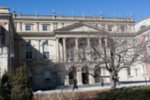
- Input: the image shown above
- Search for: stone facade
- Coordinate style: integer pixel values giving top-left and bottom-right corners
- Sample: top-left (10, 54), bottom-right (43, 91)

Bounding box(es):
top-left (0, 7), bottom-right (15, 77)
top-left (0, 7), bottom-right (146, 90)
top-left (135, 17), bottom-right (150, 81)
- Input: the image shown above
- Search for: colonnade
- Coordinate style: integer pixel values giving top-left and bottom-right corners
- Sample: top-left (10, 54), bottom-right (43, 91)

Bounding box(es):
top-left (56, 37), bottom-right (107, 85)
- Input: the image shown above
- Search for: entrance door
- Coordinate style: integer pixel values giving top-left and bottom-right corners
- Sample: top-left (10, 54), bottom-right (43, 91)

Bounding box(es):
top-left (94, 67), bottom-right (101, 83)
top-left (82, 67), bottom-right (89, 84)
top-left (69, 67), bottom-right (76, 85)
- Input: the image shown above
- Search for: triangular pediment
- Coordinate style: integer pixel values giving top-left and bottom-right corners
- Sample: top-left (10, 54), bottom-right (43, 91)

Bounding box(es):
top-left (54, 22), bottom-right (101, 32)
top-left (70, 25), bottom-right (98, 32)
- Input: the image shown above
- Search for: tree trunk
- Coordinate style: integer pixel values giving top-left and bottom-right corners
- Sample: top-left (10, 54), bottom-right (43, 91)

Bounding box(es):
top-left (110, 72), bottom-right (116, 89)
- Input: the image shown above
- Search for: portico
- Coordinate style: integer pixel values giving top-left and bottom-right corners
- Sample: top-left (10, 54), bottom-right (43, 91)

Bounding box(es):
top-left (55, 23), bottom-right (107, 85)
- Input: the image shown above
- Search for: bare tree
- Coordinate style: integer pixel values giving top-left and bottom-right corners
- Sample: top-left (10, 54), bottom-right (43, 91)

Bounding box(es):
top-left (87, 34), bottom-right (142, 89)
top-left (64, 32), bottom-right (142, 89)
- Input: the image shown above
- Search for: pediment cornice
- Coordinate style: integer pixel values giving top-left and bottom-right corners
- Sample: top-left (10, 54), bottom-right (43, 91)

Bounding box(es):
top-left (54, 22), bottom-right (106, 33)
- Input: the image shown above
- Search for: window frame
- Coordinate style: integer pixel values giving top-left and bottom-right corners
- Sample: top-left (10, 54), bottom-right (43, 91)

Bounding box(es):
top-left (26, 42), bottom-right (32, 60)
top-left (120, 26), bottom-right (125, 32)
top-left (108, 25), bottom-right (113, 32)
top-left (26, 25), bottom-right (31, 31)
top-left (43, 42), bottom-right (50, 59)
top-left (43, 25), bottom-right (48, 31)
top-left (44, 71), bottom-right (51, 80)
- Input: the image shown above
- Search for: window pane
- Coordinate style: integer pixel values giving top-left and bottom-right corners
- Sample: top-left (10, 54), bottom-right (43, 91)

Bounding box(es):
top-left (121, 26), bottom-right (125, 32)
top-left (43, 26), bottom-right (47, 31)
top-left (26, 42), bottom-right (32, 60)
top-left (44, 71), bottom-right (51, 80)
top-left (26, 26), bottom-right (31, 31)
top-left (43, 52), bottom-right (49, 59)
top-left (108, 26), bottom-right (112, 31)
top-left (43, 42), bottom-right (49, 59)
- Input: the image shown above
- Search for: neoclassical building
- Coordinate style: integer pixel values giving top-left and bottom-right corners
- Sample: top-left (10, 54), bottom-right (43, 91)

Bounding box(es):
top-left (135, 17), bottom-right (150, 80)
top-left (0, 7), bottom-right (146, 90)
top-left (0, 7), bottom-right (15, 77)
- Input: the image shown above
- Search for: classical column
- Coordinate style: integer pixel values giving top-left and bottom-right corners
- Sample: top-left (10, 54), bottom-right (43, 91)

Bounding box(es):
top-left (63, 38), bottom-right (66, 62)
top-left (64, 74), bottom-right (69, 85)
top-left (75, 38), bottom-right (79, 62)
top-left (99, 38), bottom-right (101, 47)
top-left (76, 67), bottom-right (83, 85)
top-left (87, 38), bottom-right (91, 60)
top-left (56, 38), bottom-right (60, 62)
top-left (89, 70), bottom-right (95, 84)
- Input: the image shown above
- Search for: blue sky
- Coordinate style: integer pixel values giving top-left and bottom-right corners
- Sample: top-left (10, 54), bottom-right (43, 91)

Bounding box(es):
top-left (0, 0), bottom-right (150, 22)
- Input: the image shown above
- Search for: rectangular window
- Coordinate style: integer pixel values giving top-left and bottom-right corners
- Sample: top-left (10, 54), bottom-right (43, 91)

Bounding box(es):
top-left (43, 52), bottom-right (49, 59)
top-left (91, 51), bottom-right (97, 60)
top-left (53, 23), bottom-right (58, 30)
top-left (108, 26), bottom-right (112, 31)
top-left (26, 25), bottom-right (31, 31)
top-left (79, 47), bottom-right (86, 61)
top-left (26, 42), bottom-right (32, 60)
top-left (127, 67), bottom-right (131, 76)
top-left (67, 48), bottom-right (74, 61)
top-left (43, 25), bottom-right (47, 31)
top-left (26, 52), bottom-right (32, 60)
top-left (44, 71), bottom-right (51, 80)
top-left (121, 26), bottom-right (125, 32)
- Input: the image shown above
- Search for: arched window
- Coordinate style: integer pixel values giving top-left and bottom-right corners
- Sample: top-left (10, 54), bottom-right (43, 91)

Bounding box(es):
top-left (26, 42), bottom-right (32, 60)
top-left (43, 42), bottom-right (49, 59)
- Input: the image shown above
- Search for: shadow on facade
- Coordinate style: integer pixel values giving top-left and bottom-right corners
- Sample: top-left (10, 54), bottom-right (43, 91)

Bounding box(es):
top-left (14, 35), bottom-right (67, 91)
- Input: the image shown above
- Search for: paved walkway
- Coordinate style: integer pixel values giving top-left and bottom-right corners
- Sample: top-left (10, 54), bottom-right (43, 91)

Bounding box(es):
top-left (34, 82), bottom-right (150, 95)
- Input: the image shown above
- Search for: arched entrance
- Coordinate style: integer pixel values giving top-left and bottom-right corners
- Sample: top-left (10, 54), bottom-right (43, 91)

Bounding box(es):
top-left (82, 66), bottom-right (89, 84)
top-left (94, 66), bottom-right (101, 83)
top-left (69, 67), bottom-right (76, 85)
